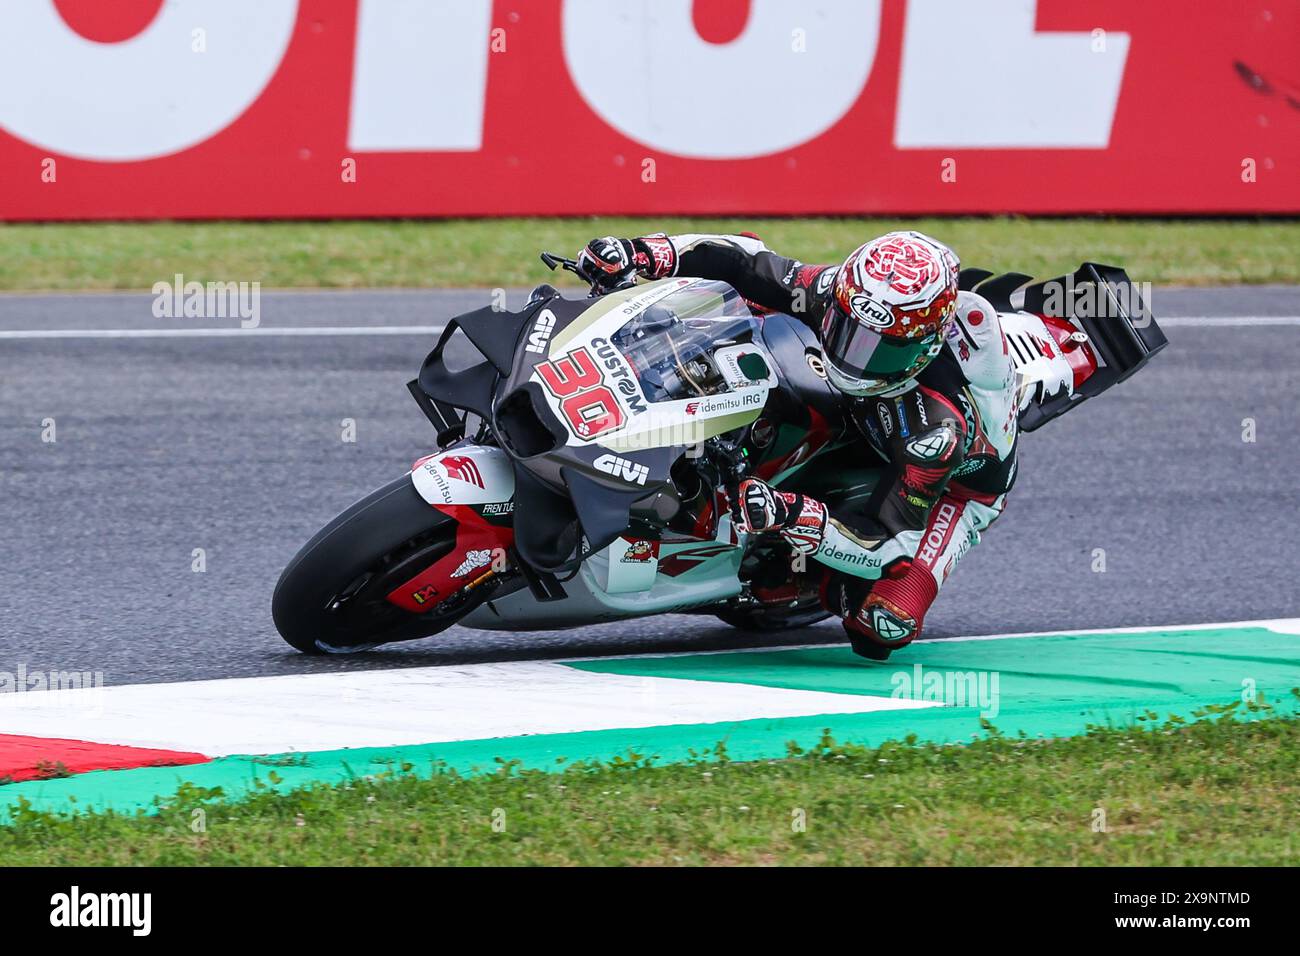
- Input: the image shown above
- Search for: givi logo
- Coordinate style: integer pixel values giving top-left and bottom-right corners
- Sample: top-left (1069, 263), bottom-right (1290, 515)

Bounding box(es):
top-left (594, 453), bottom-right (649, 486)
top-left (524, 309), bottom-right (556, 355)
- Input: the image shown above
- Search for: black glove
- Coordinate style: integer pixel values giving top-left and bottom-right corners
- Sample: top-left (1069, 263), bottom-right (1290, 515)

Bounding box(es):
top-left (736, 478), bottom-right (789, 533)
top-left (576, 236), bottom-right (638, 290)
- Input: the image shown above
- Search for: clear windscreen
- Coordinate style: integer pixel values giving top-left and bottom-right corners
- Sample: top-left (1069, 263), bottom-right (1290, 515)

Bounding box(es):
top-left (609, 281), bottom-right (760, 403)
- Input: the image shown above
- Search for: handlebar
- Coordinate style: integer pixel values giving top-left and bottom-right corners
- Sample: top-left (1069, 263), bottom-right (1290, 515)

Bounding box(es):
top-left (539, 251), bottom-right (584, 278)
top-left (705, 436), bottom-right (749, 528)
top-left (540, 250), bottom-right (637, 297)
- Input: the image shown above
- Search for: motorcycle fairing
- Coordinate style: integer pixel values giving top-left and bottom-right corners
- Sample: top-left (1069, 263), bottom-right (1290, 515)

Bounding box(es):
top-left (385, 504), bottom-right (513, 613)
top-left (414, 280), bottom-right (842, 575)
top-left (392, 446), bottom-right (517, 613)
top-left (596, 536), bottom-right (660, 593)
top-left (410, 446), bottom-right (516, 508)
top-left (459, 532), bottom-right (746, 631)
top-left (525, 278), bottom-right (773, 454)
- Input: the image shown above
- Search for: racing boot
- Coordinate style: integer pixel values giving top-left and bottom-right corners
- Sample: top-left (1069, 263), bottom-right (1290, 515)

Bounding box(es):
top-left (823, 562), bottom-right (936, 661)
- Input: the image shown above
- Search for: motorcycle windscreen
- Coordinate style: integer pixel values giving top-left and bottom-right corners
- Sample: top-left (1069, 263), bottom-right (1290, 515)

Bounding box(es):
top-left (609, 282), bottom-right (762, 404)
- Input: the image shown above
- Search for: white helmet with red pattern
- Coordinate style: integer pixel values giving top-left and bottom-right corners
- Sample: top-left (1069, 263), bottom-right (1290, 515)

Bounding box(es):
top-left (821, 231), bottom-right (960, 397)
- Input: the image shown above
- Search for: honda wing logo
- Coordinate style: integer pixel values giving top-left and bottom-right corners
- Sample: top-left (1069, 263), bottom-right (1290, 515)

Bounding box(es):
top-left (441, 454), bottom-right (485, 488)
top-left (523, 309), bottom-right (556, 354)
top-left (594, 453), bottom-right (649, 486)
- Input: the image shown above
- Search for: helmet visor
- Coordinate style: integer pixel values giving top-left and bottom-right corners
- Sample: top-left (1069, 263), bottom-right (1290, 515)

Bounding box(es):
top-left (821, 300), bottom-right (935, 393)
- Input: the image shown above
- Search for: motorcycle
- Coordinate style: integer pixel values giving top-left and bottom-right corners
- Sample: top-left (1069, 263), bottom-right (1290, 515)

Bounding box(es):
top-left (272, 254), bottom-right (1166, 654)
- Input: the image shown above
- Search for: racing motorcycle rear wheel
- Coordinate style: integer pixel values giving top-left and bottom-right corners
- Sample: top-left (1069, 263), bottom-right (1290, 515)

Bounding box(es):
top-left (272, 476), bottom-right (489, 654)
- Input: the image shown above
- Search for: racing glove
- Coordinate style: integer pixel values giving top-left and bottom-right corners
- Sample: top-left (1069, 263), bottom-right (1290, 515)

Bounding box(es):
top-left (577, 237), bottom-right (638, 290)
top-left (734, 478), bottom-right (828, 556)
top-left (577, 234), bottom-right (678, 290)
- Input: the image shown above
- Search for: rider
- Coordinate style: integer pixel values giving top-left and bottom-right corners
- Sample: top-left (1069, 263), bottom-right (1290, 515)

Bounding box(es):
top-left (576, 231), bottom-right (1018, 661)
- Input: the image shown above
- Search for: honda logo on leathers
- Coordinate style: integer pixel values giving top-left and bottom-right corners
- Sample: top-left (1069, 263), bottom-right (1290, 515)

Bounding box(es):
top-left (594, 453), bottom-right (649, 485)
top-left (917, 501), bottom-right (959, 566)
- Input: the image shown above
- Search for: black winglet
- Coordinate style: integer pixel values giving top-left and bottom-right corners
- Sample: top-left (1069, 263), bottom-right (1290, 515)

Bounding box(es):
top-left (958, 268), bottom-right (994, 292)
top-left (455, 305), bottom-right (532, 376)
top-left (972, 272), bottom-right (1034, 311)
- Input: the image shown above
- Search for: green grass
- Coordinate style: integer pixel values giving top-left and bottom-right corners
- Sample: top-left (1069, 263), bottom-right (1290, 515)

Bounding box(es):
top-left (0, 218), bottom-right (1296, 292)
top-left (5, 707), bottom-right (1298, 865)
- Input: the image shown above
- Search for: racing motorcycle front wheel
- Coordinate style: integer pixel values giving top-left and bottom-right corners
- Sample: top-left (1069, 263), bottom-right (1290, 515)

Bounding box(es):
top-left (272, 476), bottom-right (489, 654)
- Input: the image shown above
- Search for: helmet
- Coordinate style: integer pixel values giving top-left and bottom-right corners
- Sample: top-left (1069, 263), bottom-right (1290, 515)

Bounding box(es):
top-left (820, 231), bottom-right (960, 397)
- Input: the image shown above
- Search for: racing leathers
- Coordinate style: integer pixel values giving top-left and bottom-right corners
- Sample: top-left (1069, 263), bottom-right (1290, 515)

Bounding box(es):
top-left (601, 232), bottom-right (1019, 659)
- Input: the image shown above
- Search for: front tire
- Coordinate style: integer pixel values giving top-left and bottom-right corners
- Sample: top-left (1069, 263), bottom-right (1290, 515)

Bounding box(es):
top-left (272, 476), bottom-right (472, 654)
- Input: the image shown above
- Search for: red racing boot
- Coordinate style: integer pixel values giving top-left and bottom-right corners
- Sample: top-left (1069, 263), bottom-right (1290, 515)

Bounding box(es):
top-left (827, 561), bottom-right (938, 661)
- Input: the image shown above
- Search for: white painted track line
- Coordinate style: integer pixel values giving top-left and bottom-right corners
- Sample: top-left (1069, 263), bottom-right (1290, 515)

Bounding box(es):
top-left (1161, 316), bottom-right (1300, 326)
top-left (2, 619), bottom-right (1294, 755)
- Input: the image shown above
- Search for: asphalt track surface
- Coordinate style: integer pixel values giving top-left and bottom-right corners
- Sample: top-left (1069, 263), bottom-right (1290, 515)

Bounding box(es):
top-left (1, 286), bottom-right (1297, 686)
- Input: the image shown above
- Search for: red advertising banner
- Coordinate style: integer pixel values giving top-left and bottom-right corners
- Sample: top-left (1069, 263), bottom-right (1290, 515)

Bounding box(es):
top-left (0, 0), bottom-right (1296, 220)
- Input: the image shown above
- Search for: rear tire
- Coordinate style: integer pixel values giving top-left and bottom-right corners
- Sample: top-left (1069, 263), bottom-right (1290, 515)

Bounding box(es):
top-left (272, 476), bottom-right (474, 654)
